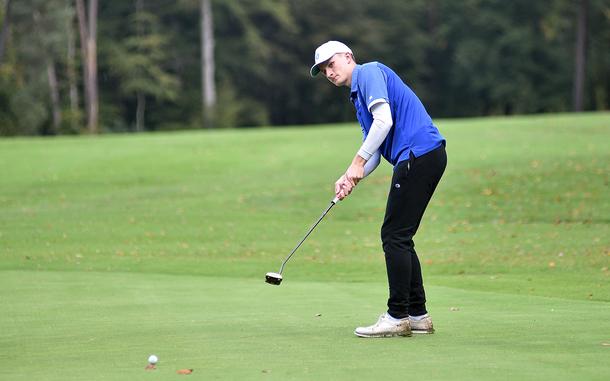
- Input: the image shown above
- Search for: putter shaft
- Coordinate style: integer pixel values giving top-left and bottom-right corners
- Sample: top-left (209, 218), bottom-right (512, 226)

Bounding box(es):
top-left (278, 197), bottom-right (339, 274)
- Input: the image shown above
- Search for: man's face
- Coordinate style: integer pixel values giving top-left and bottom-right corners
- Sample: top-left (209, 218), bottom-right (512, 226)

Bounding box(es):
top-left (319, 53), bottom-right (354, 87)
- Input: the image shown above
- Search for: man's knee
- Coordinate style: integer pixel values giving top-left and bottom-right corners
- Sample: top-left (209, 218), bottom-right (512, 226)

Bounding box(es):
top-left (381, 225), bottom-right (414, 254)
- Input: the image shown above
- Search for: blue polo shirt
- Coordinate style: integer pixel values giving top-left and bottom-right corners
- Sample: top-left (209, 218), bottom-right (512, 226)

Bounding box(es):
top-left (350, 62), bottom-right (445, 166)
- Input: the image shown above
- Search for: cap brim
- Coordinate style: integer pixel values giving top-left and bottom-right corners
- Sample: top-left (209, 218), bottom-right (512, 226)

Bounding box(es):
top-left (310, 54), bottom-right (333, 77)
top-left (310, 64), bottom-right (321, 77)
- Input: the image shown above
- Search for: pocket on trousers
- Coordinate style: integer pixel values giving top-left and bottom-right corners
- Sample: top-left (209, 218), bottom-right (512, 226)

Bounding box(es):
top-left (391, 160), bottom-right (410, 191)
top-left (396, 160), bottom-right (411, 178)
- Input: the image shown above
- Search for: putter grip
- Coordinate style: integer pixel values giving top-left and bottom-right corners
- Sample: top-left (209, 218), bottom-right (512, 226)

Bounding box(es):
top-left (332, 196), bottom-right (340, 204)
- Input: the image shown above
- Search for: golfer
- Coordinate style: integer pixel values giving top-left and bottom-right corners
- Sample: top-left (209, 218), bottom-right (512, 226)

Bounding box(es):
top-left (310, 41), bottom-right (447, 337)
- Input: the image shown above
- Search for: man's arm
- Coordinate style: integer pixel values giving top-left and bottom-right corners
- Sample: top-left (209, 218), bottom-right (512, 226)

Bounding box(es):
top-left (344, 102), bottom-right (392, 186)
top-left (335, 103), bottom-right (391, 200)
top-left (356, 102), bottom-right (393, 162)
top-left (363, 150), bottom-right (380, 177)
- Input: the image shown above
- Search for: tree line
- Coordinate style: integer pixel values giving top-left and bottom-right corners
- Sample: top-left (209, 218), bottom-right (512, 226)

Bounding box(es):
top-left (0, 0), bottom-right (608, 135)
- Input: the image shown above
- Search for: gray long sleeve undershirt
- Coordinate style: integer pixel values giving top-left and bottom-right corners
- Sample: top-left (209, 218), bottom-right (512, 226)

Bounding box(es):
top-left (358, 101), bottom-right (393, 177)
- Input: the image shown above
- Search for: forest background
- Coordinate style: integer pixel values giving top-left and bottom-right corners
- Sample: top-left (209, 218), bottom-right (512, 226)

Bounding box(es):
top-left (0, 0), bottom-right (608, 135)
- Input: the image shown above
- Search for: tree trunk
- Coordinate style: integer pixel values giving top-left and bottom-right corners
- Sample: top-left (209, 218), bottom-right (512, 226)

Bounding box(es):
top-left (201, 0), bottom-right (216, 128)
top-left (76, 0), bottom-right (89, 126)
top-left (0, 0), bottom-right (12, 63)
top-left (76, 0), bottom-right (99, 134)
top-left (135, 0), bottom-right (144, 132)
top-left (87, 0), bottom-right (98, 133)
top-left (136, 91), bottom-right (145, 132)
top-left (32, 9), bottom-right (61, 133)
top-left (46, 59), bottom-right (62, 132)
top-left (67, 9), bottom-right (80, 131)
top-left (573, 0), bottom-right (588, 112)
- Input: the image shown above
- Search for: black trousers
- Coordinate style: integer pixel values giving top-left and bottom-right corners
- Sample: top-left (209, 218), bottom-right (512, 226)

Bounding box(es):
top-left (381, 144), bottom-right (447, 319)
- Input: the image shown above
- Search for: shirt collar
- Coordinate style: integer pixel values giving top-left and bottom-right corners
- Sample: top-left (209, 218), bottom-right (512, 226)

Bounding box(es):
top-left (349, 64), bottom-right (362, 103)
top-left (350, 64), bottom-right (362, 94)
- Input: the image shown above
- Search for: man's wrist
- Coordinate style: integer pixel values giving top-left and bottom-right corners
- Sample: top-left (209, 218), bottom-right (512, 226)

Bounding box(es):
top-left (352, 154), bottom-right (367, 166)
top-left (356, 147), bottom-right (373, 161)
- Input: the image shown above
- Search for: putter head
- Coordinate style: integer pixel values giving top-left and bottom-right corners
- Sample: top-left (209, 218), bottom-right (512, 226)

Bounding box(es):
top-left (265, 272), bottom-right (283, 285)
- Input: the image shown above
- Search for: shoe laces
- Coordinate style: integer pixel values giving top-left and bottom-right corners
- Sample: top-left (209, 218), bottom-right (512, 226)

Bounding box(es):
top-left (378, 313), bottom-right (395, 325)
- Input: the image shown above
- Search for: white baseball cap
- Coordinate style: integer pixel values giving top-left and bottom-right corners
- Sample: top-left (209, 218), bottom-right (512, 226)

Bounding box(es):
top-left (310, 41), bottom-right (353, 77)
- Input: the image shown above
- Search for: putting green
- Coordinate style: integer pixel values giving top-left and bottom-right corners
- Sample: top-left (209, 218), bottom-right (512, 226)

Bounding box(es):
top-left (1, 270), bottom-right (608, 380)
top-left (1, 113), bottom-right (608, 380)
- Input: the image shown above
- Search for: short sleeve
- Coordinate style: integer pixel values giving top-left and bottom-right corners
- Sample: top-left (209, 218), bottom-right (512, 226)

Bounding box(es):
top-left (358, 64), bottom-right (389, 111)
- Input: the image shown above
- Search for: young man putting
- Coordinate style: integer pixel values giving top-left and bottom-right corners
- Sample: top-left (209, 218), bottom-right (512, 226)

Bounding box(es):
top-left (310, 41), bottom-right (447, 338)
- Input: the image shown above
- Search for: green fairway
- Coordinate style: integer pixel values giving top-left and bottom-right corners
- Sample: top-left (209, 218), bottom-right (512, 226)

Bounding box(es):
top-left (1, 112), bottom-right (609, 380)
top-left (2, 271), bottom-right (609, 381)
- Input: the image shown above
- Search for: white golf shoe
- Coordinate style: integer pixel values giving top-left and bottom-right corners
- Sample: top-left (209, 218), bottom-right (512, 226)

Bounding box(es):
top-left (354, 313), bottom-right (412, 338)
top-left (409, 314), bottom-right (435, 334)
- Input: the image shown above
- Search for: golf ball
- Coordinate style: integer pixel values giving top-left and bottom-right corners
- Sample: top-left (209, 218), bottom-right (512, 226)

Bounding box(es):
top-left (148, 355), bottom-right (158, 364)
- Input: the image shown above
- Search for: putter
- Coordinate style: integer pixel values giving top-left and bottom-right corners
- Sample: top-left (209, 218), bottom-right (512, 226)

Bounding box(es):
top-left (265, 196), bottom-right (340, 285)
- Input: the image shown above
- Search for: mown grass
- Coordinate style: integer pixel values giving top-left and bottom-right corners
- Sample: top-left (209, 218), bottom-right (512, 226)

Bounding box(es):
top-left (1, 112), bottom-right (609, 380)
top-left (2, 271), bottom-right (609, 381)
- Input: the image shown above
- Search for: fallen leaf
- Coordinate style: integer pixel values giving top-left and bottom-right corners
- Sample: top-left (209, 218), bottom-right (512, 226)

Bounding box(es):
top-left (176, 369), bottom-right (193, 375)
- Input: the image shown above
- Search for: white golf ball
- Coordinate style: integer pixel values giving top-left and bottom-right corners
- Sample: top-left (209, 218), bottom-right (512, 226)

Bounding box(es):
top-left (148, 355), bottom-right (158, 364)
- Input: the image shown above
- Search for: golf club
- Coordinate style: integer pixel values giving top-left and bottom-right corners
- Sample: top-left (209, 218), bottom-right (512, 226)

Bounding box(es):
top-left (265, 196), bottom-right (340, 285)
